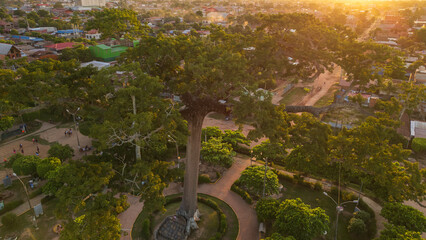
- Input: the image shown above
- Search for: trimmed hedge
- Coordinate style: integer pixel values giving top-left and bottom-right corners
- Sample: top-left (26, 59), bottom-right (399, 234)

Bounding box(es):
top-left (29, 188), bottom-right (43, 198)
top-left (231, 183), bottom-right (253, 204)
top-left (0, 199), bottom-right (24, 216)
top-left (199, 174), bottom-right (212, 184)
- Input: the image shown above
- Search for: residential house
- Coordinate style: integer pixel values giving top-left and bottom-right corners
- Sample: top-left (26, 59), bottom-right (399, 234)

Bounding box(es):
top-left (0, 43), bottom-right (21, 60)
top-left (0, 21), bottom-right (13, 32)
top-left (85, 29), bottom-right (101, 40)
top-left (45, 42), bottom-right (77, 51)
top-left (76, 0), bottom-right (107, 7)
top-left (56, 29), bottom-right (84, 38)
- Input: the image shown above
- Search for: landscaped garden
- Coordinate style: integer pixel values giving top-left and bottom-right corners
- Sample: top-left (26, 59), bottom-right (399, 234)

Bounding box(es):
top-left (132, 193), bottom-right (239, 240)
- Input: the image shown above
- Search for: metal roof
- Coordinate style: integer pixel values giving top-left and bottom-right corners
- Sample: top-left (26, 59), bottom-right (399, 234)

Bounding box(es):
top-left (0, 43), bottom-right (13, 55)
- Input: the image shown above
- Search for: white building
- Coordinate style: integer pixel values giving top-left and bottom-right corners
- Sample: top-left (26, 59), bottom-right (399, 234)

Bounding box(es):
top-left (76, 0), bottom-right (106, 7)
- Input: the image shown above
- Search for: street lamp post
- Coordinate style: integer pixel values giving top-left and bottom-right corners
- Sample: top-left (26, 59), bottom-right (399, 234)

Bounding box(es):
top-left (12, 173), bottom-right (37, 229)
top-left (323, 191), bottom-right (358, 240)
top-left (66, 108), bottom-right (81, 149)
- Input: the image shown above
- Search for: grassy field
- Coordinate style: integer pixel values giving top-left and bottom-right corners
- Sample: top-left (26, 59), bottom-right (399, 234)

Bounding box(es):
top-left (279, 87), bottom-right (307, 106)
top-left (24, 134), bottom-right (50, 145)
top-left (314, 84), bottom-right (339, 107)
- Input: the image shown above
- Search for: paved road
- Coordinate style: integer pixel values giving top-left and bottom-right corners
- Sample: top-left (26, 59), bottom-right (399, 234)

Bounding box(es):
top-left (117, 193), bottom-right (144, 240)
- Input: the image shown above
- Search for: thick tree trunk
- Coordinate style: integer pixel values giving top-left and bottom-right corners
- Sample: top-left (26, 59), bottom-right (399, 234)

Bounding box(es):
top-left (177, 112), bottom-right (204, 232)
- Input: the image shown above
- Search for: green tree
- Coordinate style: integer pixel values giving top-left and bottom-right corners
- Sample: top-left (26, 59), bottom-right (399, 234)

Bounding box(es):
top-left (255, 198), bottom-right (279, 223)
top-left (0, 115), bottom-right (14, 131)
top-left (273, 198), bottom-right (329, 240)
top-left (60, 45), bottom-right (94, 62)
top-left (53, 2), bottom-right (63, 9)
top-left (48, 143), bottom-right (74, 161)
top-left (238, 165), bottom-right (279, 196)
top-left (36, 157), bottom-right (61, 179)
top-left (12, 155), bottom-right (40, 175)
top-left (347, 218), bottom-right (367, 234)
top-left (252, 140), bottom-right (286, 164)
top-left (201, 137), bottom-right (235, 168)
top-left (1, 213), bottom-right (18, 230)
top-left (376, 224), bottom-right (422, 240)
top-left (416, 28), bottom-right (426, 44)
top-left (201, 126), bottom-right (223, 141)
top-left (381, 203), bottom-right (426, 232)
top-left (86, 8), bottom-right (146, 39)
top-left (222, 129), bottom-right (250, 148)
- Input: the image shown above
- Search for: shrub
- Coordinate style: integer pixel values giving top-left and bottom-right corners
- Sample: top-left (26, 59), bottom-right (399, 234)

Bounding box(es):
top-left (238, 165), bottom-right (280, 197)
top-left (141, 219), bottom-right (151, 239)
top-left (201, 137), bottom-right (235, 168)
top-left (354, 210), bottom-right (371, 224)
top-left (255, 198), bottom-right (279, 222)
top-left (381, 202), bottom-right (426, 232)
top-left (412, 138), bottom-right (426, 153)
top-left (198, 174), bottom-right (211, 184)
top-left (12, 155), bottom-right (40, 175)
top-left (1, 213), bottom-right (18, 229)
top-left (48, 143), bottom-right (74, 161)
top-left (313, 182), bottom-right (323, 191)
top-left (5, 153), bottom-right (23, 168)
top-left (36, 157), bottom-right (61, 179)
top-left (231, 183), bottom-right (253, 204)
top-left (276, 171), bottom-right (294, 183)
top-left (348, 218), bottom-right (367, 234)
top-left (78, 121), bottom-right (92, 136)
top-left (29, 187), bottom-right (43, 198)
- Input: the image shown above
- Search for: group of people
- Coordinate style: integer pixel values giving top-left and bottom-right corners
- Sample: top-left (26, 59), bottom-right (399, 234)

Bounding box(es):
top-left (64, 128), bottom-right (73, 137)
top-left (80, 145), bottom-right (92, 152)
top-left (12, 139), bottom-right (40, 156)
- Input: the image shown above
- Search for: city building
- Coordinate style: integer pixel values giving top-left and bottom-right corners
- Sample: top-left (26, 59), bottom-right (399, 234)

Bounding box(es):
top-left (76, 0), bottom-right (106, 7)
top-left (89, 44), bottom-right (128, 62)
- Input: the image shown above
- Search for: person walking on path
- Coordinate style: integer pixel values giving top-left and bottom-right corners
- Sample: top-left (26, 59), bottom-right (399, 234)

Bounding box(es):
top-left (19, 143), bottom-right (23, 149)
top-left (64, 130), bottom-right (67, 137)
top-left (21, 149), bottom-right (24, 154)
top-left (69, 129), bottom-right (72, 136)
top-left (36, 146), bottom-right (40, 153)
top-left (13, 149), bottom-right (16, 154)
top-left (35, 138), bottom-right (38, 144)
top-left (32, 138), bottom-right (35, 144)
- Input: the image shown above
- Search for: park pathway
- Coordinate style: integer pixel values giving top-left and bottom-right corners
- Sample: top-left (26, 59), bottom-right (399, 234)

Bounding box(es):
top-left (117, 193), bottom-right (144, 240)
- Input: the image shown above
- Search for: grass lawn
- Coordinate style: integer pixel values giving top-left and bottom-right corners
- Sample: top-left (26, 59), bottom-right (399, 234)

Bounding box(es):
top-left (0, 198), bottom-right (59, 240)
top-left (132, 193), bottom-right (239, 240)
top-left (314, 84), bottom-right (339, 107)
top-left (0, 176), bottom-right (34, 204)
top-left (279, 87), bottom-right (307, 106)
top-left (279, 179), bottom-right (373, 240)
top-left (321, 106), bottom-right (372, 126)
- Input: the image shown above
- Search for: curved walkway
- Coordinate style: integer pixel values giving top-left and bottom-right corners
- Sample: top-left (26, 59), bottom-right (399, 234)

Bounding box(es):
top-left (117, 193), bottom-right (144, 240)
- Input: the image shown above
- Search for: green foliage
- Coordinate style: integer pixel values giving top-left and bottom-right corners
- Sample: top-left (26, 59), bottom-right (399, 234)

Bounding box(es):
top-left (238, 165), bottom-right (279, 197)
top-left (255, 198), bottom-right (279, 222)
top-left (273, 198), bottom-right (329, 240)
top-left (348, 218), bottom-right (367, 234)
top-left (202, 126), bottom-right (223, 141)
top-left (0, 115), bottom-right (14, 131)
top-left (376, 224), bottom-right (422, 240)
top-left (252, 140), bottom-right (286, 164)
top-left (313, 182), bottom-right (323, 191)
top-left (412, 138), bottom-right (426, 153)
top-left (354, 210), bottom-right (371, 224)
top-left (86, 8), bottom-right (147, 39)
top-left (381, 203), bottom-right (426, 232)
top-left (222, 129), bottom-right (250, 148)
top-left (5, 153), bottom-right (23, 168)
top-left (230, 183), bottom-right (253, 204)
top-left (60, 45), bottom-right (94, 62)
top-left (201, 137), bottom-right (235, 168)
top-left (1, 213), bottom-right (18, 229)
top-left (12, 155), bottom-right (40, 175)
top-left (198, 174), bottom-right (212, 184)
top-left (48, 143), bottom-right (74, 161)
top-left (141, 219), bottom-right (151, 239)
top-left (36, 157), bottom-right (61, 179)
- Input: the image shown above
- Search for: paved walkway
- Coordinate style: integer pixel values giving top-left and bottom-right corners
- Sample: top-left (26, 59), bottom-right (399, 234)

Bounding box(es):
top-left (117, 193), bottom-right (144, 240)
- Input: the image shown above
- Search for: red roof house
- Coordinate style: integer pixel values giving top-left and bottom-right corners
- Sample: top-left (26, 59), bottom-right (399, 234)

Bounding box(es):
top-left (45, 42), bottom-right (77, 51)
